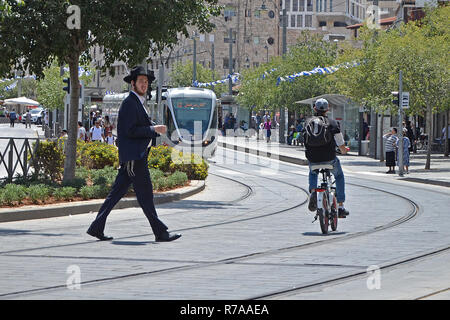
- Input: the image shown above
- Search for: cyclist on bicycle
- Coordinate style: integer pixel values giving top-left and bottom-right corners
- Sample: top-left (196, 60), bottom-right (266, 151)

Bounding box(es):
top-left (303, 98), bottom-right (349, 218)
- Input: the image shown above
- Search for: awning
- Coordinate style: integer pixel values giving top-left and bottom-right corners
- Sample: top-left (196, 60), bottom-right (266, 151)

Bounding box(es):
top-left (295, 94), bottom-right (352, 106)
top-left (4, 96), bottom-right (40, 106)
top-left (346, 16), bottom-right (397, 30)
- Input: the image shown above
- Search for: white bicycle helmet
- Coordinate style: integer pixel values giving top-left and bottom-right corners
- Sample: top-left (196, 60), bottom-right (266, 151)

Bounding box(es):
top-left (314, 98), bottom-right (329, 112)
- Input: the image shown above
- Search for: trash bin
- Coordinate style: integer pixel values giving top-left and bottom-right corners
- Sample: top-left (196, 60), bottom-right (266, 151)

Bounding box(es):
top-left (361, 140), bottom-right (369, 156)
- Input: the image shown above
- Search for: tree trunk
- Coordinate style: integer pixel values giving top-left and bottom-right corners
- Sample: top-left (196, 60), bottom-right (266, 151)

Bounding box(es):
top-left (63, 58), bottom-right (80, 183)
top-left (425, 102), bottom-right (432, 170)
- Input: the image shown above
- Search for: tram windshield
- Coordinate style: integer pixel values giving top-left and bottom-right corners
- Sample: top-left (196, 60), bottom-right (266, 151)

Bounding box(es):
top-left (171, 97), bottom-right (212, 135)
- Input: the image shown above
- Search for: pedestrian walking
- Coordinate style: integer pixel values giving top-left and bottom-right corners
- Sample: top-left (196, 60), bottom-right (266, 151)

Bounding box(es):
top-left (9, 109), bottom-right (17, 127)
top-left (383, 127), bottom-right (398, 174)
top-left (105, 131), bottom-right (115, 145)
top-left (25, 109), bottom-right (31, 128)
top-left (87, 66), bottom-right (181, 242)
top-left (264, 118), bottom-right (271, 143)
top-left (90, 120), bottom-right (104, 142)
top-left (78, 121), bottom-right (87, 141)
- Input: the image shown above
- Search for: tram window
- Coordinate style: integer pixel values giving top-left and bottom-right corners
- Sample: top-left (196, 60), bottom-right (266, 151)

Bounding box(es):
top-left (171, 97), bottom-right (212, 135)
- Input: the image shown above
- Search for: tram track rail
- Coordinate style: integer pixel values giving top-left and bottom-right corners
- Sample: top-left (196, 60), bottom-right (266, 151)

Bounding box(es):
top-left (0, 149), bottom-right (430, 299)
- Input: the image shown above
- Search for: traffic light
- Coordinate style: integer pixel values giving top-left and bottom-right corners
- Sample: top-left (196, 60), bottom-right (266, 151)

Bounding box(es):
top-left (156, 87), bottom-right (168, 102)
top-left (391, 91), bottom-right (399, 106)
top-left (63, 78), bottom-right (70, 94)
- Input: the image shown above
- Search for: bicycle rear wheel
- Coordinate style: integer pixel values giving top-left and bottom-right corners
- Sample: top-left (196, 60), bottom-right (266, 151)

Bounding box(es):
top-left (330, 194), bottom-right (338, 231)
top-left (318, 209), bottom-right (329, 234)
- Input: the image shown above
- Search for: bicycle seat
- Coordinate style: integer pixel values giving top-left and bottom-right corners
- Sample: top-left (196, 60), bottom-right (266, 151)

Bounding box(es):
top-left (310, 164), bottom-right (334, 171)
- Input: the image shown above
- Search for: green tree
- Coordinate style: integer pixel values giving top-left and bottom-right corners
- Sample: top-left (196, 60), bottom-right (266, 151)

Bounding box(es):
top-left (36, 63), bottom-right (92, 111)
top-left (168, 61), bottom-right (227, 97)
top-left (238, 32), bottom-right (337, 115)
top-left (335, 5), bottom-right (449, 169)
top-left (0, 0), bottom-right (220, 183)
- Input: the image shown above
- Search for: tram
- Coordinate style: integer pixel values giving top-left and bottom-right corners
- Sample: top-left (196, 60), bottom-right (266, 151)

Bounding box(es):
top-left (161, 87), bottom-right (218, 158)
top-left (102, 87), bottom-right (218, 158)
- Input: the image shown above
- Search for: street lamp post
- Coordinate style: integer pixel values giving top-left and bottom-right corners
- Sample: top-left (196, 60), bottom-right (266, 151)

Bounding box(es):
top-left (261, 0), bottom-right (287, 143)
top-left (192, 31), bottom-right (199, 85)
top-left (228, 27), bottom-right (233, 96)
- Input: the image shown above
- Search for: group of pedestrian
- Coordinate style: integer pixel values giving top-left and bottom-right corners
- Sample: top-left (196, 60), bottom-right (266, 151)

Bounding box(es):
top-left (77, 114), bottom-right (115, 145)
top-left (383, 126), bottom-right (411, 174)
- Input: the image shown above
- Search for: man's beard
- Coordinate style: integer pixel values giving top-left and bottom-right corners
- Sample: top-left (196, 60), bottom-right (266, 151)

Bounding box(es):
top-left (133, 86), bottom-right (146, 96)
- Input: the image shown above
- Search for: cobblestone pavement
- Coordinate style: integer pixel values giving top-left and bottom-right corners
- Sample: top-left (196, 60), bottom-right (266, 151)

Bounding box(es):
top-left (0, 144), bottom-right (449, 300)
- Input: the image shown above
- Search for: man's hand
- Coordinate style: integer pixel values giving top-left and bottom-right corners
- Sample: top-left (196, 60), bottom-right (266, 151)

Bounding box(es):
top-left (339, 145), bottom-right (349, 155)
top-left (153, 125), bottom-right (167, 135)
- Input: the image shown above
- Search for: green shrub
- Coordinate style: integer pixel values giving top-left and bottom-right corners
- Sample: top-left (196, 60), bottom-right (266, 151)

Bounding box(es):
top-left (91, 166), bottom-right (117, 187)
top-left (169, 152), bottom-right (208, 180)
top-left (79, 185), bottom-right (96, 200)
top-left (53, 187), bottom-right (77, 201)
top-left (148, 145), bottom-right (172, 172)
top-left (62, 177), bottom-right (86, 191)
top-left (27, 184), bottom-right (51, 204)
top-left (32, 140), bottom-right (65, 181)
top-left (79, 141), bottom-right (119, 169)
top-left (75, 166), bottom-right (91, 181)
top-left (79, 185), bottom-right (109, 199)
top-left (0, 184), bottom-right (27, 205)
top-left (150, 168), bottom-right (165, 181)
top-left (168, 171), bottom-right (188, 186)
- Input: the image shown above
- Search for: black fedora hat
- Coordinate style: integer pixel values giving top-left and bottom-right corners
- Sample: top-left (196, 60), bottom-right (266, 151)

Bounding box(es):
top-left (123, 66), bottom-right (155, 84)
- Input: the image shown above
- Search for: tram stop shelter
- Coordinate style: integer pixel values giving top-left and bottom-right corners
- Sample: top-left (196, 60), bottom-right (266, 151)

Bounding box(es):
top-left (296, 94), bottom-right (367, 154)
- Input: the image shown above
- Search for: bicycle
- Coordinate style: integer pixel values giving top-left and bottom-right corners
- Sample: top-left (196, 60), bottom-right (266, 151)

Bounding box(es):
top-left (311, 164), bottom-right (338, 235)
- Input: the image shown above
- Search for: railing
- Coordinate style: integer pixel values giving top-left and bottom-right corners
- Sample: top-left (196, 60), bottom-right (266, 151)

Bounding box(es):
top-left (0, 137), bottom-right (40, 183)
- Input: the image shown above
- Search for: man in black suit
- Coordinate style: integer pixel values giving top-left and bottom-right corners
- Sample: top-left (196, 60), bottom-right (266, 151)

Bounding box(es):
top-left (87, 66), bottom-right (181, 242)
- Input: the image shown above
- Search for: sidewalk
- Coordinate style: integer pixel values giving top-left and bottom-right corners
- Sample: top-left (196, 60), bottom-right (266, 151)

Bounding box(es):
top-left (218, 135), bottom-right (450, 188)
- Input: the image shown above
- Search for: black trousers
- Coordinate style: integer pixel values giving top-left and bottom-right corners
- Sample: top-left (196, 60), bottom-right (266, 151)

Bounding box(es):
top-left (88, 156), bottom-right (168, 238)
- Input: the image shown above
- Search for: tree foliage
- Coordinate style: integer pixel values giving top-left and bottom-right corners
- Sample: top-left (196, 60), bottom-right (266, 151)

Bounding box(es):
top-left (0, 0), bottom-right (221, 182)
top-left (237, 32), bottom-right (337, 114)
top-left (168, 61), bottom-right (227, 97)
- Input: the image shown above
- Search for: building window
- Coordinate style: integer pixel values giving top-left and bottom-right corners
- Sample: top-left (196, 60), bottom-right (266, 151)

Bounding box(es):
top-left (305, 15), bottom-right (312, 27)
top-left (253, 62), bottom-right (260, 68)
top-left (224, 6), bottom-right (236, 19)
top-left (316, 0), bottom-right (319, 12)
top-left (291, 14), bottom-right (296, 27)
top-left (330, 0), bottom-right (332, 12)
top-left (319, 0), bottom-right (322, 12)
top-left (285, 0), bottom-right (291, 11)
top-left (324, 0), bottom-right (327, 12)
top-left (254, 9), bottom-right (261, 18)
top-left (293, 0), bottom-right (298, 11)
top-left (297, 15), bottom-right (303, 27)
top-left (333, 21), bottom-right (347, 27)
top-left (346, 0), bottom-right (349, 13)
top-left (299, 0), bottom-right (305, 11)
top-left (319, 21), bottom-right (326, 27)
top-left (223, 58), bottom-right (236, 69)
top-left (352, 3), bottom-right (355, 16)
top-left (245, 9), bottom-right (251, 17)
top-left (253, 36), bottom-right (260, 44)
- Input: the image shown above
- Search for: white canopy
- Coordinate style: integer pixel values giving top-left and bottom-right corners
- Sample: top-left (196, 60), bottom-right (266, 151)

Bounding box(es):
top-left (4, 96), bottom-right (40, 106)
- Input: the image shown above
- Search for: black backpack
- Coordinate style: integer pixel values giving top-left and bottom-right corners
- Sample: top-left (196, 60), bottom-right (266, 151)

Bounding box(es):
top-left (304, 116), bottom-right (333, 147)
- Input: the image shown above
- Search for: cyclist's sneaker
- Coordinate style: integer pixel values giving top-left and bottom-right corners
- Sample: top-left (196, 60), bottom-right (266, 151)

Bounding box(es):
top-left (308, 191), bottom-right (317, 212)
top-left (338, 208), bottom-right (349, 218)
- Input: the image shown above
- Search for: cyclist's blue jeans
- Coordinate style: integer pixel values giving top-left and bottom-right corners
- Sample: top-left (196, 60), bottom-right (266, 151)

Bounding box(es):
top-left (308, 157), bottom-right (345, 203)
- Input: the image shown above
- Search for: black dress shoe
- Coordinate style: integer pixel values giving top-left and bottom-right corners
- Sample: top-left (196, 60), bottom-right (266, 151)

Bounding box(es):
top-left (155, 232), bottom-right (182, 242)
top-left (86, 229), bottom-right (113, 241)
